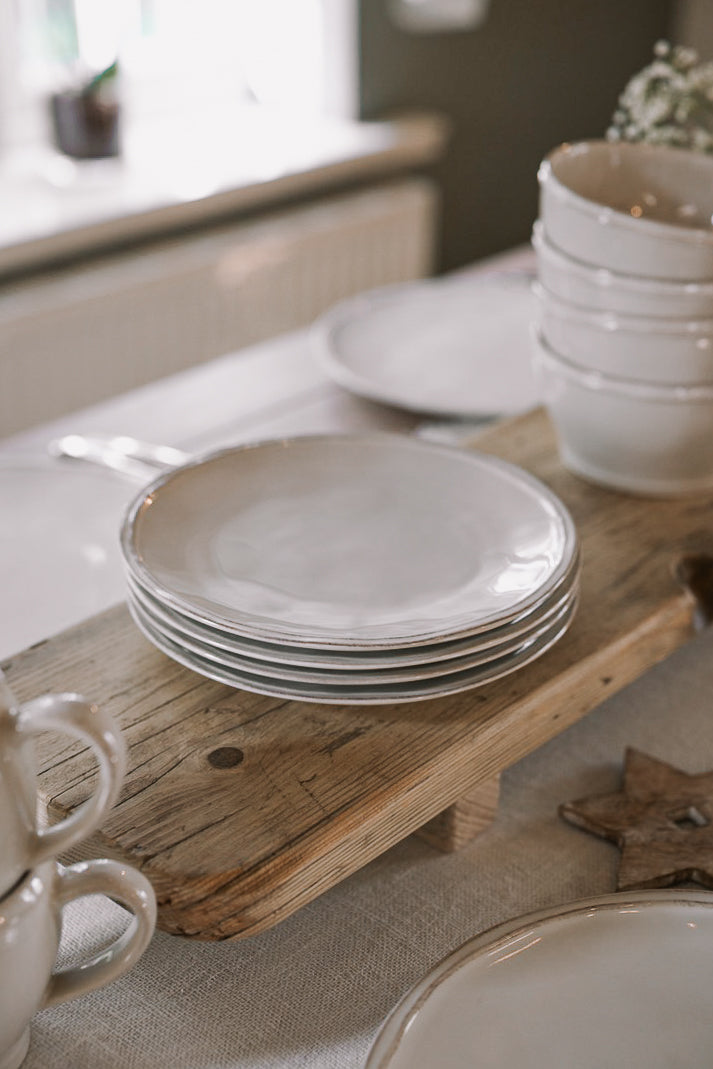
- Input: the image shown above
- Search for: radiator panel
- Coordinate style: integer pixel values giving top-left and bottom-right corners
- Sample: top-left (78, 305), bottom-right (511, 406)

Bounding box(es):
top-left (0, 177), bottom-right (438, 435)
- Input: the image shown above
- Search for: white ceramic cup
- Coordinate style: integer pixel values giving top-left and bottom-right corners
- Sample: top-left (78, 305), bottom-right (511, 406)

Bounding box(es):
top-left (0, 857), bottom-right (156, 1069)
top-left (0, 672), bottom-right (126, 898)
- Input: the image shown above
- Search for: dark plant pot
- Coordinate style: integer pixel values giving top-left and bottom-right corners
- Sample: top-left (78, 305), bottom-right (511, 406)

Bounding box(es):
top-left (50, 91), bottom-right (121, 160)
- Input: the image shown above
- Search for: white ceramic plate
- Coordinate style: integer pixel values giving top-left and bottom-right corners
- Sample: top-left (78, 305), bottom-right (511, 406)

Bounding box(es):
top-left (127, 584), bottom-right (578, 685)
top-left (127, 592), bottom-right (577, 704)
top-left (366, 890), bottom-right (713, 1068)
top-left (125, 555), bottom-right (580, 669)
top-left (0, 458), bottom-right (134, 659)
top-left (313, 273), bottom-right (540, 418)
top-left (121, 434), bottom-right (577, 650)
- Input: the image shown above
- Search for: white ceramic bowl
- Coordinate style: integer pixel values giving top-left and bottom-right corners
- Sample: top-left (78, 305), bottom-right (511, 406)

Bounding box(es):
top-left (531, 328), bottom-right (713, 496)
top-left (534, 283), bottom-right (713, 384)
top-left (538, 139), bottom-right (713, 280)
top-left (532, 222), bottom-right (713, 319)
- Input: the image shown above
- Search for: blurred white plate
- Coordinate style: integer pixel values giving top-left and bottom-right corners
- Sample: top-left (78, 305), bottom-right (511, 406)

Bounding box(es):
top-left (0, 458), bottom-right (134, 659)
top-left (366, 890), bottom-right (713, 1068)
top-left (121, 433), bottom-right (577, 649)
top-left (313, 273), bottom-right (539, 418)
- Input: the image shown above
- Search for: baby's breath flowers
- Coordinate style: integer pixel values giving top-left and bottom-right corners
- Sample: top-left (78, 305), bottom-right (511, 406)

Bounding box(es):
top-left (607, 40), bottom-right (713, 153)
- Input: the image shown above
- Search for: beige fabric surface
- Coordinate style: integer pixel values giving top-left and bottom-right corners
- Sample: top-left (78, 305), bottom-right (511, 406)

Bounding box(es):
top-left (24, 625), bottom-right (713, 1069)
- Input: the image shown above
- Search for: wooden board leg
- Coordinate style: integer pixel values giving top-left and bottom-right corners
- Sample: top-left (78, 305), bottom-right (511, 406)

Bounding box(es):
top-left (676, 552), bottom-right (713, 628)
top-left (415, 774), bottom-right (501, 852)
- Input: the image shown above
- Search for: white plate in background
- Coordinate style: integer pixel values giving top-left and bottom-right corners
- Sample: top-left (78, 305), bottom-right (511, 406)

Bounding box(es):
top-left (313, 273), bottom-right (539, 418)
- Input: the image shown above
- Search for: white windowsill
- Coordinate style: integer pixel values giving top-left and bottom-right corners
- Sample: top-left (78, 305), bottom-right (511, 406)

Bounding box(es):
top-left (0, 107), bottom-right (448, 278)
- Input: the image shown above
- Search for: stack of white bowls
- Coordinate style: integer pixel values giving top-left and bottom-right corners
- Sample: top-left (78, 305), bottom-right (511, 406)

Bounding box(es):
top-left (532, 138), bottom-right (713, 496)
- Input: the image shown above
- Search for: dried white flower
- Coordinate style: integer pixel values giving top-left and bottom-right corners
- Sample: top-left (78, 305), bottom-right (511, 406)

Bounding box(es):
top-left (607, 40), bottom-right (713, 154)
top-left (673, 45), bottom-right (698, 71)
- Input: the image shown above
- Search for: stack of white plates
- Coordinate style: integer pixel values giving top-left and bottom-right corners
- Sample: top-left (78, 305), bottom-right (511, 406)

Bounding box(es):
top-left (120, 434), bottom-right (580, 704)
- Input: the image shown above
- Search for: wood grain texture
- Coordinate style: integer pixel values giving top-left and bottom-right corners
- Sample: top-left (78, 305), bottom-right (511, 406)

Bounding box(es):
top-left (4, 407), bottom-right (712, 940)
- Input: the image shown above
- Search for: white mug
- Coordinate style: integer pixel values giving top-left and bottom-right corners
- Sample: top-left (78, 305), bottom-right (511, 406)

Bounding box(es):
top-left (0, 856), bottom-right (156, 1069)
top-left (0, 672), bottom-right (126, 898)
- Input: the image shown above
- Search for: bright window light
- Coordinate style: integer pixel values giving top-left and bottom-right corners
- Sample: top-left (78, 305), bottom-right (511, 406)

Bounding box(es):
top-left (236, 0), bottom-right (325, 112)
top-left (0, 0), bottom-right (358, 156)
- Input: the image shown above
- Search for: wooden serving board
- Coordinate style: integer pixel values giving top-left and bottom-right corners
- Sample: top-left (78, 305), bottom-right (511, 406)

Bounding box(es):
top-left (4, 407), bottom-right (712, 941)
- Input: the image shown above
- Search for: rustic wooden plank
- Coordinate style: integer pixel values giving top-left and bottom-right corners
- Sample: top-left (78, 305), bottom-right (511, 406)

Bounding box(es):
top-left (4, 407), bottom-right (711, 940)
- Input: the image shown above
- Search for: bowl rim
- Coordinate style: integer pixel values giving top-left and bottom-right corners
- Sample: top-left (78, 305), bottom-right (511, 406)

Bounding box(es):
top-left (538, 139), bottom-right (713, 245)
top-left (532, 222), bottom-right (713, 296)
top-left (532, 326), bottom-right (713, 400)
top-left (532, 281), bottom-right (713, 336)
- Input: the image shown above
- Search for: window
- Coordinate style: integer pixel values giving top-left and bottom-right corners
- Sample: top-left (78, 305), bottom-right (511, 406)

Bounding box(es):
top-left (0, 0), bottom-right (358, 159)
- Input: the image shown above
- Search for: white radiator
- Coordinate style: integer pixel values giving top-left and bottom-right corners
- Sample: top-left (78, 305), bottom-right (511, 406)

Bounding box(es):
top-left (0, 176), bottom-right (438, 436)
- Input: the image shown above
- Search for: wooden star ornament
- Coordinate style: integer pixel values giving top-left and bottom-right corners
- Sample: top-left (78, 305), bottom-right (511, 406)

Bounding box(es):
top-left (559, 748), bottom-right (713, 891)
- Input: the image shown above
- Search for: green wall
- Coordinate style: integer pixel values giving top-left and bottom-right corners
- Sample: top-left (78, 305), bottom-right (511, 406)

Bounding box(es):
top-left (359, 0), bottom-right (673, 271)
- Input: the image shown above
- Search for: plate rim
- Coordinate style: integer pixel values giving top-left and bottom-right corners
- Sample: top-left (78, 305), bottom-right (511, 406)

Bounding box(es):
top-left (126, 589), bottom-right (578, 704)
top-left (127, 583), bottom-right (579, 685)
top-left (125, 555), bottom-right (580, 669)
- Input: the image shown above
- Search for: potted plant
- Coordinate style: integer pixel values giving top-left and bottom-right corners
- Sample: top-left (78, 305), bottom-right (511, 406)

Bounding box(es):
top-left (50, 60), bottom-right (121, 160)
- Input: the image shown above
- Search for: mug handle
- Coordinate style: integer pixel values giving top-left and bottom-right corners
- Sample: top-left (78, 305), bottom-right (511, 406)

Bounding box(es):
top-left (15, 692), bottom-right (126, 863)
top-left (44, 858), bottom-right (156, 1008)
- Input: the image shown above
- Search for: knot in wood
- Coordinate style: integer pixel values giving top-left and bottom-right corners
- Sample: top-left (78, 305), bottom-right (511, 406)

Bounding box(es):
top-left (207, 746), bottom-right (244, 769)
